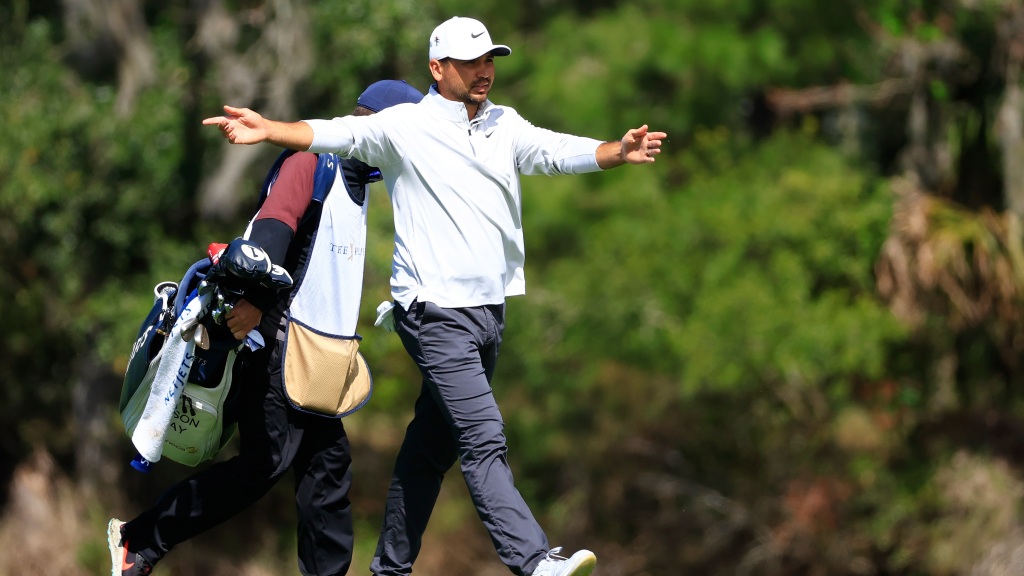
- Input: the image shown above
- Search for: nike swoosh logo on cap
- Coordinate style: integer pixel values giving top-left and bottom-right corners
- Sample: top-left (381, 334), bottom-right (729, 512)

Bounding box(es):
top-left (471, 31), bottom-right (485, 38)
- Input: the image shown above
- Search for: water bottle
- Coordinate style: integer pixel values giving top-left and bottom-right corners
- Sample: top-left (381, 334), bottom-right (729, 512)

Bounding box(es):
top-left (130, 453), bottom-right (153, 473)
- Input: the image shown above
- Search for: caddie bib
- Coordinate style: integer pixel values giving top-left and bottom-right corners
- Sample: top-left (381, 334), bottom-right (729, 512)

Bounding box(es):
top-left (280, 163), bottom-right (373, 416)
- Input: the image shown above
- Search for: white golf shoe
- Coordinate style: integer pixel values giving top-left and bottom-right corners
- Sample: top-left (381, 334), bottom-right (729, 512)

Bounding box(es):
top-left (531, 546), bottom-right (597, 576)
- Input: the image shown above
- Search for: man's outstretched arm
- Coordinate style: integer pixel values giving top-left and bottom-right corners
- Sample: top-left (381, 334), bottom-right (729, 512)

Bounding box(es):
top-left (596, 124), bottom-right (668, 169)
top-left (202, 105), bottom-right (315, 151)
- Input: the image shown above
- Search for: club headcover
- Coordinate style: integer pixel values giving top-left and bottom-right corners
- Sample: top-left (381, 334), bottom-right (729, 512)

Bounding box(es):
top-left (209, 238), bottom-right (293, 291)
top-left (207, 242), bottom-right (229, 264)
top-left (262, 263), bottom-right (294, 291)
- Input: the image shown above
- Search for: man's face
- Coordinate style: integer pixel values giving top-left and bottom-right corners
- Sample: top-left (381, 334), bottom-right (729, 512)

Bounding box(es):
top-left (432, 53), bottom-right (496, 108)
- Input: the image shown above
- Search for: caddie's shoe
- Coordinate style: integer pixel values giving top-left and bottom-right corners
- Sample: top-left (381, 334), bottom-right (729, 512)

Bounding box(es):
top-left (107, 518), bottom-right (154, 576)
top-left (531, 546), bottom-right (597, 576)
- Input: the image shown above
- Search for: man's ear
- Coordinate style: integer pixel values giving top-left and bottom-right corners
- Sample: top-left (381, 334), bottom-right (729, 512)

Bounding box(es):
top-left (429, 58), bottom-right (444, 81)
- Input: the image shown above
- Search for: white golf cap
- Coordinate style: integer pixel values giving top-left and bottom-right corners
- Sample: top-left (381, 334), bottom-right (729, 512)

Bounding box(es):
top-left (428, 16), bottom-right (511, 61)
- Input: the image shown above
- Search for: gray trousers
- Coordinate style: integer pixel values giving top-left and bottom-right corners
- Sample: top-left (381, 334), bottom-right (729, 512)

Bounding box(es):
top-left (370, 300), bottom-right (549, 576)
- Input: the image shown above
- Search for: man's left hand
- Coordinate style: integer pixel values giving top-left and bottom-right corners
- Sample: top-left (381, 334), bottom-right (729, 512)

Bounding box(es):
top-left (620, 124), bottom-right (668, 164)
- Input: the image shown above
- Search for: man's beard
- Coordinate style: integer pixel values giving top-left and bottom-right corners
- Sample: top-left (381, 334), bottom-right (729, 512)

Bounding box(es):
top-left (451, 80), bottom-right (489, 106)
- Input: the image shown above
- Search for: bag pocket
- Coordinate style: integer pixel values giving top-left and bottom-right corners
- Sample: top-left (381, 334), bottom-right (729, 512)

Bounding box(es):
top-left (160, 370), bottom-right (237, 466)
top-left (282, 319), bottom-right (372, 417)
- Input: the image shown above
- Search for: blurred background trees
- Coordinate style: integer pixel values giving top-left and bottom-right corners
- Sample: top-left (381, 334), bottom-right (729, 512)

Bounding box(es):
top-left (3, 0), bottom-right (1024, 574)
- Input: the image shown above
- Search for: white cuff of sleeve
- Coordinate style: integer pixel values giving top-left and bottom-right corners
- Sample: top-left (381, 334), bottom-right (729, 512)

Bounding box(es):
top-left (559, 137), bottom-right (603, 173)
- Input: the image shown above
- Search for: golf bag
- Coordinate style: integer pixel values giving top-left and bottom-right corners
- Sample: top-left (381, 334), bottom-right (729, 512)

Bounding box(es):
top-left (118, 240), bottom-right (292, 469)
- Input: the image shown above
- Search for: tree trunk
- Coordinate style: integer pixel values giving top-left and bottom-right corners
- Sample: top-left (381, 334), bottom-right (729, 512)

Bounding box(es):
top-left (61, 0), bottom-right (155, 117)
top-left (997, 7), bottom-right (1024, 218)
top-left (192, 0), bottom-right (315, 220)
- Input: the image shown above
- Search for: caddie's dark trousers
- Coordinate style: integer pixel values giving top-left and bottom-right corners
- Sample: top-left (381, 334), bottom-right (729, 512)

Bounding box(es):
top-left (370, 300), bottom-right (549, 576)
top-left (123, 342), bottom-right (355, 576)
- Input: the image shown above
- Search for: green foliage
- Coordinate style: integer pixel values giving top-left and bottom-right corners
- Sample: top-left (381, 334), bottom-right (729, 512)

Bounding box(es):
top-left (494, 132), bottom-right (911, 572)
top-left (0, 19), bottom-right (107, 423)
top-left (0, 11), bottom-right (198, 462)
top-left (3, 1), bottom-right (1024, 574)
top-left (508, 131), bottom-right (902, 400)
top-left (674, 137), bottom-right (901, 396)
top-left (507, 0), bottom-right (895, 141)
top-left (858, 450), bottom-right (1024, 574)
top-left (307, 0), bottom-right (436, 110)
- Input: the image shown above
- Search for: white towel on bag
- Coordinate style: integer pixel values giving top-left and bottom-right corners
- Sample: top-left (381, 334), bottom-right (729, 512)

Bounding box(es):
top-left (129, 290), bottom-right (211, 462)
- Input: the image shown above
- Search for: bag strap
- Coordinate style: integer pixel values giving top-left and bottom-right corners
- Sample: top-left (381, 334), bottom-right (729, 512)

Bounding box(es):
top-left (171, 258), bottom-right (213, 318)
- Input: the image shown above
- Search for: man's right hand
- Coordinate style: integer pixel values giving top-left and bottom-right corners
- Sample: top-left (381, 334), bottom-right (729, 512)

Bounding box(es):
top-left (202, 105), bottom-right (269, 145)
top-left (203, 105), bottom-right (315, 150)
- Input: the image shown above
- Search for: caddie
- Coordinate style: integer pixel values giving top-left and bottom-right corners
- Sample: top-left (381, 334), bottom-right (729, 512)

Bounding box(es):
top-left (107, 79), bottom-right (424, 576)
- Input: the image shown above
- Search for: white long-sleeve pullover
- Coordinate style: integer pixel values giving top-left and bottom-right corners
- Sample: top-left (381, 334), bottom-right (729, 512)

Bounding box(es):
top-left (306, 86), bottom-right (603, 309)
